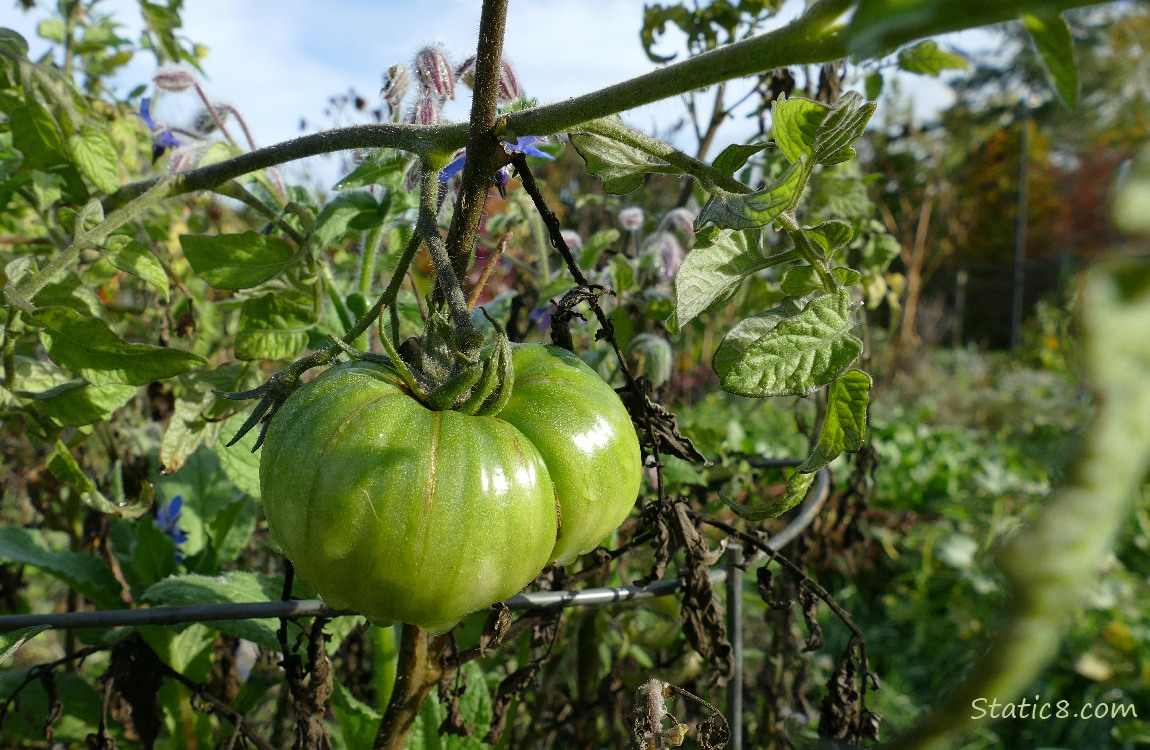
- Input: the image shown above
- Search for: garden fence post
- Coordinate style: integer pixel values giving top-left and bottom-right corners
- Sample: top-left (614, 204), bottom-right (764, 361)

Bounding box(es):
top-left (726, 543), bottom-right (745, 750)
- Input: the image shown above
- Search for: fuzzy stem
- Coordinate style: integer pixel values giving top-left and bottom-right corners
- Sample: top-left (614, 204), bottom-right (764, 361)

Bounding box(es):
top-left (444, 0), bottom-right (511, 279)
top-left (372, 625), bottom-right (449, 750)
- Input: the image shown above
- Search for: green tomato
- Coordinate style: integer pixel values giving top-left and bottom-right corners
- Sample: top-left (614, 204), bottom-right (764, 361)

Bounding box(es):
top-left (259, 344), bottom-right (641, 632)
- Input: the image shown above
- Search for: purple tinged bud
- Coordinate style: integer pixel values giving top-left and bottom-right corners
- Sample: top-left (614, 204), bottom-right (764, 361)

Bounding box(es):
top-left (644, 231), bottom-right (685, 280)
top-left (383, 63), bottom-right (410, 110)
top-left (408, 89), bottom-right (442, 125)
top-left (497, 58), bottom-right (521, 102)
top-left (661, 207), bottom-right (696, 237)
top-left (455, 55), bottom-right (477, 89)
top-left (618, 207), bottom-right (645, 231)
top-left (153, 63), bottom-right (197, 93)
top-left (414, 45), bottom-right (455, 100)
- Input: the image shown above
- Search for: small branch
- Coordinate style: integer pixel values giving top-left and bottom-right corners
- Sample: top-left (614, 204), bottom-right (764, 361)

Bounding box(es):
top-left (468, 232), bottom-right (511, 310)
top-left (157, 660), bottom-right (277, 750)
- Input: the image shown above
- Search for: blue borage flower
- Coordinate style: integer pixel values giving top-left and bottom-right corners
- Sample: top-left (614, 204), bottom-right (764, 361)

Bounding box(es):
top-left (137, 97), bottom-right (181, 162)
top-left (156, 495), bottom-right (189, 551)
top-left (440, 136), bottom-right (554, 196)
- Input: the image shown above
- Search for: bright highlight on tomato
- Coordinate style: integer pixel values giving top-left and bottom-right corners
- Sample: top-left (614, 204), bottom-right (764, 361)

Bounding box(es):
top-left (259, 344), bottom-right (642, 633)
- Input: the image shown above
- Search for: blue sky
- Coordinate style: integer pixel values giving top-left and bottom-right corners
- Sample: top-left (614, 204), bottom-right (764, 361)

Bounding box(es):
top-left (6, 1), bottom-right (991, 185)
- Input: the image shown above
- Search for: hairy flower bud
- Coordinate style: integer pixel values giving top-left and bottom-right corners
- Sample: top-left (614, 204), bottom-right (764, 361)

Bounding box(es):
top-left (383, 63), bottom-right (410, 111)
top-left (455, 55), bottom-right (477, 89)
top-left (644, 231), bottom-right (685, 280)
top-left (153, 63), bottom-right (196, 93)
top-left (414, 45), bottom-right (455, 100)
top-left (618, 206), bottom-right (645, 232)
top-left (408, 89), bottom-right (442, 125)
top-left (560, 229), bottom-right (583, 252)
top-left (660, 207), bottom-right (696, 237)
top-left (497, 58), bottom-right (522, 102)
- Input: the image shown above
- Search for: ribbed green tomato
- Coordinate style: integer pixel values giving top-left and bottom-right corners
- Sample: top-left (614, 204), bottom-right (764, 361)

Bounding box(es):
top-left (259, 344), bottom-right (641, 632)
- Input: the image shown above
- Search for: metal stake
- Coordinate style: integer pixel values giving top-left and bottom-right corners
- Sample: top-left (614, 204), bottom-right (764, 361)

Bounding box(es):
top-left (726, 543), bottom-right (745, 750)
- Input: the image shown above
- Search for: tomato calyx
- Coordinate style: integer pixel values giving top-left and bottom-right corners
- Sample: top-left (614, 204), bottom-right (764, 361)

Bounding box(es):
top-left (335, 305), bottom-right (515, 416)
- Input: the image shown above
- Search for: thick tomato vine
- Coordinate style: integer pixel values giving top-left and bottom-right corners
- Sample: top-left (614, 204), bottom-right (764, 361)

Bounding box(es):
top-left (259, 343), bottom-right (642, 632)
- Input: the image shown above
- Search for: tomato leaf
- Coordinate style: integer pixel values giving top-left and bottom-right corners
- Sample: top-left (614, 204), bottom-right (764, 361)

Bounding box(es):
top-left (47, 438), bottom-right (151, 518)
top-left (0, 526), bottom-right (122, 609)
top-left (0, 625), bottom-right (50, 664)
top-left (142, 573), bottom-right (285, 648)
top-left (179, 231), bottom-right (296, 289)
top-left (35, 305), bottom-right (207, 386)
top-left (711, 142), bottom-right (770, 178)
top-left (215, 412), bottom-right (262, 498)
top-left (673, 228), bottom-right (796, 329)
top-left (104, 235), bottom-right (170, 301)
top-left (1022, 11), bottom-right (1079, 110)
top-left (570, 120), bottom-right (673, 194)
top-left (772, 92), bottom-right (876, 167)
top-left (233, 291), bottom-right (318, 361)
top-left (711, 289), bottom-right (862, 398)
top-left (333, 148), bottom-right (410, 191)
top-left (721, 470), bottom-right (816, 521)
top-left (68, 125), bottom-right (121, 194)
top-left (694, 159), bottom-right (802, 232)
top-left (896, 40), bottom-right (968, 77)
top-left (800, 369), bottom-right (871, 472)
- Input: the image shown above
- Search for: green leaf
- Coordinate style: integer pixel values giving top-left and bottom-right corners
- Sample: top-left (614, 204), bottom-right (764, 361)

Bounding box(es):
top-left (142, 573), bottom-right (283, 648)
top-left (570, 121), bottom-right (672, 194)
top-left (37, 18), bottom-right (67, 43)
top-left (799, 369), bottom-right (871, 471)
top-left (179, 232), bottom-right (296, 290)
top-left (721, 470), bottom-right (816, 521)
top-left (314, 191), bottom-right (384, 248)
top-left (772, 92), bottom-right (876, 167)
top-left (1022, 11), bottom-right (1079, 110)
top-left (68, 125), bottom-right (121, 194)
top-left (865, 71), bottom-right (883, 100)
top-left (8, 101), bottom-right (88, 202)
top-left (674, 228), bottom-right (793, 327)
top-left (579, 229), bottom-right (620, 270)
top-left (233, 291), bottom-right (317, 361)
top-left (0, 526), bottom-right (122, 609)
top-left (1114, 143), bottom-right (1150, 236)
top-left (333, 149), bottom-right (411, 191)
top-left (0, 28), bottom-right (30, 58)
top-left (896, 40), bottom-right (968, 76)
top-left (104, 236), bottom-right (170, 300)
top-left (332, 679), bottom-right (382, 750)
top-left (805, 220), bottom-right (854, 257)
top-left (712, 142), bottom-right (770, 178)
top-left (215, 412), bottom-right (262, 499)
top-left (14, 356), bottom-right (137, 426)
top-left (712, 289), bottom-right (862, 398)
top-left (128, 518), bottom-right (179, 587)
top-left (35, 306), bottom-right (206, 386)
top-left (780, 266), bottom-right (822, 297)
top-left (47, 439), bottom-right (151, 519)
top-left (160, 392), bottom-right (220, 475)
top-left (695, 159), bottom-right (803, 232)
top-left (1, 626), bottom-right (50, 664)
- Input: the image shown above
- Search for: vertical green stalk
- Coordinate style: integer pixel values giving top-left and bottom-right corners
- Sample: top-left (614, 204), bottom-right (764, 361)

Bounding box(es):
top-left (359, 226), bottom-right (386, 298)
top-left (2, 306), bottom-right (20, 392)
top-left (443, 0), bottom-right (510, 278)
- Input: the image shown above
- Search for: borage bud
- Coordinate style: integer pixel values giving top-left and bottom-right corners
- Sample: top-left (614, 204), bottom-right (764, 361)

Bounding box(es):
top-left (618, 206), bottom-right (645, 232)
top-left (498, 58), bottom-right (521, 102)
top-left (383, 63), bottom-right (410, 110)
top-left (407, 89), bottom-right (441, 126)
top-left (455, 55), bottom-right (477, 89)
top-left (644, 231), bottom-right (684, 280)
top-left (153, 63), bottom-right (196, 93)
top-left (414, 44), bottom-right (455, 100)
top-left (660, 207), bottom-right (696, 237)
top-left (560, 229), bottom-right (583, 252)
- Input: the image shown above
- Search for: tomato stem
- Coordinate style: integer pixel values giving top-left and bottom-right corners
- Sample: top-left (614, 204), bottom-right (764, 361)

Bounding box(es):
top-left (372, 624), bottom-right (450, 750)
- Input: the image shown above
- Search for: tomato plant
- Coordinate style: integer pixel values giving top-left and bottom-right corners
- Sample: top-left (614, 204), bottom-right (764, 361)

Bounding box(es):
top-left (259, 343), bottom-right (641, 632)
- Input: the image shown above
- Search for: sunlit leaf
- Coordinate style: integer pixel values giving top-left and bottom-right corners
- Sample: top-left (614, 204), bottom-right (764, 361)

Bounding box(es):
top-left (36, 306), bottom-right (206, 386)
top-left (179, 231), bottom-right (296, 290)
top-left (68, 125), bottom-right (121, 194)
top-left (694, 159), bottom-right (802, 231)
top-left (570, 119), bottom-right (675, 194)
top-left (233, 291), bottom-right (318, 361)
top-left (1022, 11), bottom-right (1079, 110)
top-left (721, 470), bottom-right (816, 521)
top-left (674, 228), bottom-right (795, 328)
top-left (711, 289), bottom-right (862, 398)
top-left (896, 40), bottom-right (968, 76)
top-left (104, 235), bottom-right (170, 301)
top-left (0, 526), bottom-right (122, 609)
top-left (799, 369), bottom-right (871, 471)
top-left (142, 573), bottom-right (285, 648)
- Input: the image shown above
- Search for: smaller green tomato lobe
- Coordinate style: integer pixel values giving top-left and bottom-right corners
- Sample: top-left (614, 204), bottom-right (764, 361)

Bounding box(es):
top-left (498, 345), bottom-right (643, 565)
